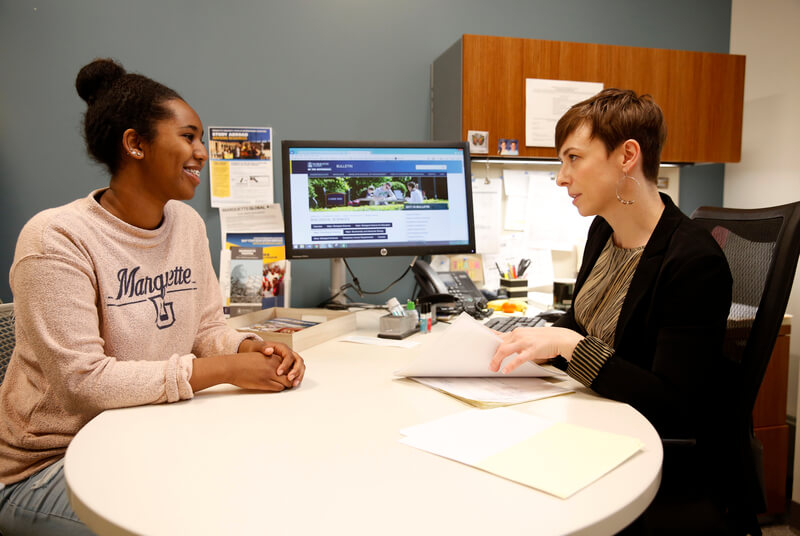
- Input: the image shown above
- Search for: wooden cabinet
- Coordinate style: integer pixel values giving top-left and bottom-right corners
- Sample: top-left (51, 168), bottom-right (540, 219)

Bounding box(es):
top-left (754, 322), bottom-right (791, 515)
top-left (432, 34), bottom-right (746, 163)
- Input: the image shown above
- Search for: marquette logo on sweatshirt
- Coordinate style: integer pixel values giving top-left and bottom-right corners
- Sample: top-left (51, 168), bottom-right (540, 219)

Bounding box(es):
top-left (107, 266), bottom-right (197, 329)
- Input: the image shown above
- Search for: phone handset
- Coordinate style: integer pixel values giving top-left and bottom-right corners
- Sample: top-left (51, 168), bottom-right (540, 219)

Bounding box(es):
top-left (412, 260), bottom-right (492, 320)
top-left (412, 259), bottom-right (448, 296)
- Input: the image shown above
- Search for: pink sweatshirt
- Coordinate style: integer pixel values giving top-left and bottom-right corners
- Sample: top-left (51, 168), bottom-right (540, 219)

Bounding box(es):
top-left (0, 190), bottom-right (254, 484)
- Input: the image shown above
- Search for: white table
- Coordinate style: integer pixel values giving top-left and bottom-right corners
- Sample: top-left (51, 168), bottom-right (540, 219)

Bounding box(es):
top-left (65, 311), bottom-right (662, 536)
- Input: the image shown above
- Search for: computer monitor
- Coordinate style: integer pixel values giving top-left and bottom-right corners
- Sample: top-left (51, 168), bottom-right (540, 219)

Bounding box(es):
top-left (282, 140), bottom-right (476, 302)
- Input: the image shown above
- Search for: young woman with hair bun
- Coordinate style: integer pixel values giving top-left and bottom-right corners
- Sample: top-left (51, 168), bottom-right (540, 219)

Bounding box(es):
top-left (0, 58), bottom-right (305, 534)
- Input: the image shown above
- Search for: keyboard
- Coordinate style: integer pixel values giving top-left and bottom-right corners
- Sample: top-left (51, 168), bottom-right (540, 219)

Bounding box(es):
top-left (484, 314), bottom-right (547, 332)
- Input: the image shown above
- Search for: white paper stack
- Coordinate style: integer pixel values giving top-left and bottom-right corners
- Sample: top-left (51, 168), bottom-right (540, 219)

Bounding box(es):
top-left (394, 312), bottom-right (566, 378)
top-left (395, 313), bottom-right (571, 407)
top-left (400, 407), bottom-right (643, 499)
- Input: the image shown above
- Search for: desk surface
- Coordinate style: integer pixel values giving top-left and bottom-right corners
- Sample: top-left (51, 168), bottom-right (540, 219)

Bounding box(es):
top-left (65, 311), bottom-right (662, 536)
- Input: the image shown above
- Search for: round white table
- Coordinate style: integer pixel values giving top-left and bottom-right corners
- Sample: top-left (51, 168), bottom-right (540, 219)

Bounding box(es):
top-left (65, 312), bottom-right (662, 535)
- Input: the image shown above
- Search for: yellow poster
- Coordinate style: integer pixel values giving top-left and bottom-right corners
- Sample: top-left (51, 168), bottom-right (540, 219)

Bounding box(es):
top-left (208, 126), bottom-right (273, 207)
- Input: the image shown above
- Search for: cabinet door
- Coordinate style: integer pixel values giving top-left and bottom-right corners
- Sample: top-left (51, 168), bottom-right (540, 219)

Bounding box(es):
top-left (458, 34), bottom-right (746, 163)
top-left (753, 328), bottom-right (790, 428)
top-left (461, 35), bottom-right (523, 150)
top-left (754, 424), bottom-right (789, 515)
top-left (753, 326), bottom-right (790, 515)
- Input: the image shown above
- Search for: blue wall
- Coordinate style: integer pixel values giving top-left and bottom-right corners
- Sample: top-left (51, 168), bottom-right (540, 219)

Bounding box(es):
top-left (0, 0), bottom-right (732, 305)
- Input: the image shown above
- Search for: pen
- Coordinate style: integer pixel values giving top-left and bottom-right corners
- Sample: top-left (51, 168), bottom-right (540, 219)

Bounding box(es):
top-left (495, 262), bottom-right (505, 279)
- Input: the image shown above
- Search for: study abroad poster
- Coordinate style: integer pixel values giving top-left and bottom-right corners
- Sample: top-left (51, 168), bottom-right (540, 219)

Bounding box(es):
top-left (208, 126), bottom-right (273, 207)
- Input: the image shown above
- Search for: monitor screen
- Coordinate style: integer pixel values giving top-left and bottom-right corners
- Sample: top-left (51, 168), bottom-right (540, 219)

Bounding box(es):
top-left (282, 140), bottom-right (475, 259)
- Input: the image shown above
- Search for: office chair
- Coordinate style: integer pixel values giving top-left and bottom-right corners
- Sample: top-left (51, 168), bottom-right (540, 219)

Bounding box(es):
top-left (686, 201), bottom-right (800, 534)
top-left (634, 201), bottom-right (800, 536)
top-left (0, 303), bottom-right (15, 385)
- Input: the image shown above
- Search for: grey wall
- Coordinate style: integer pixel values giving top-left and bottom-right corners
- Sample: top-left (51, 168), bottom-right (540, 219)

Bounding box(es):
top-left (0, 0), bottom-right (732, 306)
top-left (679, 164), bottom-right (726, 216)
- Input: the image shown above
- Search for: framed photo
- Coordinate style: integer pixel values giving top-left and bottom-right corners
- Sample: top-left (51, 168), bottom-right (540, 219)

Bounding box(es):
top-left (498, 138), bottom-right (519, 156)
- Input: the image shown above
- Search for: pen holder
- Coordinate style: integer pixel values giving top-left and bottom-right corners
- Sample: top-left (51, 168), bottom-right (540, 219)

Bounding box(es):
top-left (553, 279), bottom-right (575, 311)
top-left (377, 314), bottom-right (417, 340)
top-left (500, 278), bottom-right (528, 299)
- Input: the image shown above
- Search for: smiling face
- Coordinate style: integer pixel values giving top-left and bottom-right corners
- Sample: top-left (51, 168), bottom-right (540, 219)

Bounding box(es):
top-left (556, 123), bottom-right (624, 218)
top-left (140, 99), bottom-right (208, 202)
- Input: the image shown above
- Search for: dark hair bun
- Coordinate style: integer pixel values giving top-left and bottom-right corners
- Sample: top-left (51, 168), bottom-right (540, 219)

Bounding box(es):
top-left (75, 58), bottom-right (126, 105)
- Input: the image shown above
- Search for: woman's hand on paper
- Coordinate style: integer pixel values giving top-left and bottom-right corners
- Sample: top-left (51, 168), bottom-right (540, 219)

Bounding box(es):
top-left (489, 327), bottom-right (583, 374)
top-left (238, 339), bottom-right (306, 388)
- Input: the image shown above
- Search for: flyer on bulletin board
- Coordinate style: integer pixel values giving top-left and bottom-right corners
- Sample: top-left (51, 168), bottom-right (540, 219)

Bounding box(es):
top-left (222, 232), bottom-right (289, 317)
top-left (208, 126), bottom-right (274, 207)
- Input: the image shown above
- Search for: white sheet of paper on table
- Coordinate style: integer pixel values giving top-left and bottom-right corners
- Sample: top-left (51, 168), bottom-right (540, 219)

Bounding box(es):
top-left (399, 407), bottom-right (553, 464)
top-left (394, 313), bottom-right (566, 378)
top-left (399, 407), bottom-right (643, 499)
top-left (409, 376), bottom-right (573, 407)
top-left (342, 335), bottom-right (420, 349)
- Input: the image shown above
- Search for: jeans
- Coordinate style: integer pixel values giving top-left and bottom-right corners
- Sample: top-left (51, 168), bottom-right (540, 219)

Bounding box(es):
top-left (0, 458), bottom-right (96, 536)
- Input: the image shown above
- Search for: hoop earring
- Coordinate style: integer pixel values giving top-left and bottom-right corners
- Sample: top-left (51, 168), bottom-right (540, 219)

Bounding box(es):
top-left (616, 174), bottom-right (640, 205)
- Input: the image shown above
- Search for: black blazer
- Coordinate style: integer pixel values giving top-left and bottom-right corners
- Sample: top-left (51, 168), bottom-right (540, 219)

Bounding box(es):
top-left (554, 193), bottom-right (732, 439)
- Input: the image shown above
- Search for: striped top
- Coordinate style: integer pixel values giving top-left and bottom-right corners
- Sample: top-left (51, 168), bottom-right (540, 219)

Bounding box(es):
top-left (567, 237), bottom-right (644, 387)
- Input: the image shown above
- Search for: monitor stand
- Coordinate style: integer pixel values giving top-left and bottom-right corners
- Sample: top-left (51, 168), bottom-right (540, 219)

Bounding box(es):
top-left (330, 257), bottom-right (347, 304)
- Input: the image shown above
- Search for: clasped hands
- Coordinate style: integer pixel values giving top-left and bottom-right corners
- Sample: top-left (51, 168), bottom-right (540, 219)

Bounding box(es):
top-left (235, 339), bottom-right (306, 391)
top-left (488, 326), bottom-right (583, 374)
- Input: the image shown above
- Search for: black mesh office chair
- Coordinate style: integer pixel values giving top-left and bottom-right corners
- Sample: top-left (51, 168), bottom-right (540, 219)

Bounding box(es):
top-left (635, 201), bottom-right (800, 535)
top-left (687, 201), bottom-right (800, 534)
top-left (0, 303), bottom-right (15, 385)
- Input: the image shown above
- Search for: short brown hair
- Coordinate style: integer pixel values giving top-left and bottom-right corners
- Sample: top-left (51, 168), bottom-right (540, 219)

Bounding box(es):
top-left (555, 88), bottom-right (667, 182)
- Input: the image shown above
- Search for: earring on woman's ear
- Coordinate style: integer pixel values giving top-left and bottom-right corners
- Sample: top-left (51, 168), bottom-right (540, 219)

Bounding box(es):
top-left (129, 150), bottom-right (142, 157)
top-left (616, 172), bottom-right (640, 205)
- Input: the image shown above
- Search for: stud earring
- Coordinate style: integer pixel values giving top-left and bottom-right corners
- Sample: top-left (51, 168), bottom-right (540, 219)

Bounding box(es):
top-left (130, 150), bottom-right (142, 157)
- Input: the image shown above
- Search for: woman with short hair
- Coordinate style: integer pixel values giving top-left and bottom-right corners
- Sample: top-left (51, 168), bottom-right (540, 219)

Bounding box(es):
top-left (490, 89), bottom-right (737, 533)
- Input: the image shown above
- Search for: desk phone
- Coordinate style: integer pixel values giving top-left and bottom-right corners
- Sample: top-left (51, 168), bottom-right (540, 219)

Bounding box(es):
top-left (412, 260), bottom-right (489, 318)
top-left (412, 260), bottom-right (483, 302)
top-left (435, 271), bottom-right (485, 304)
